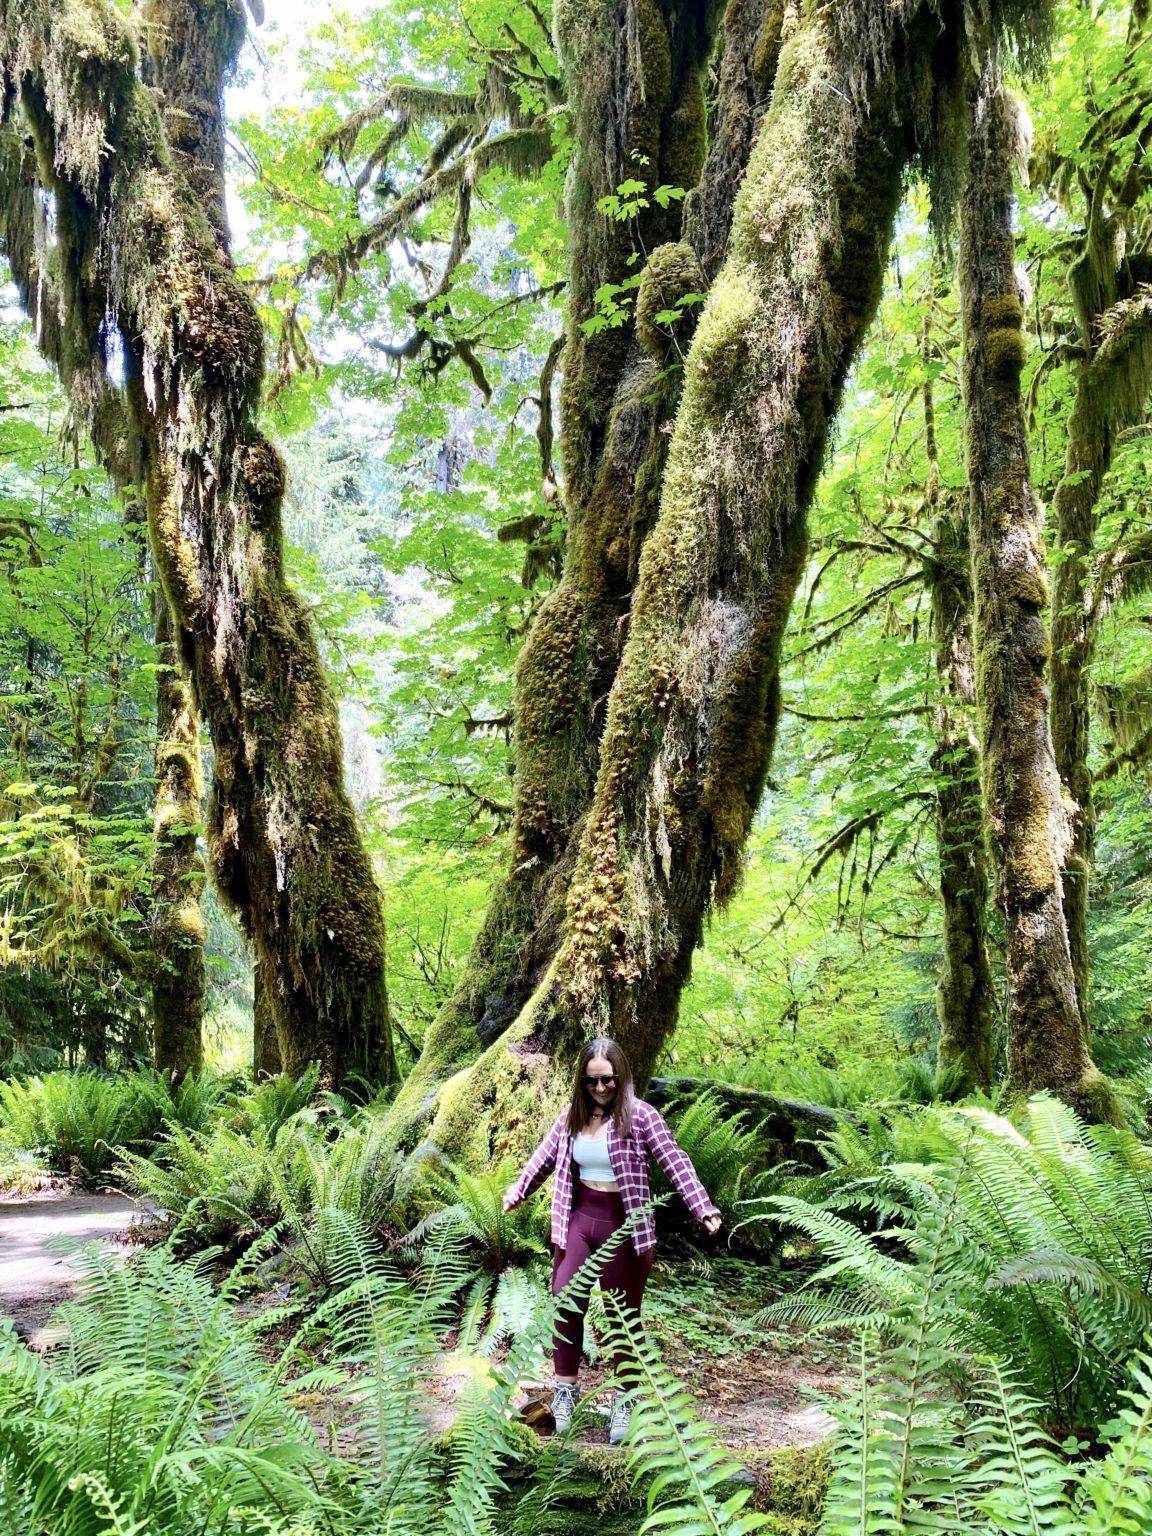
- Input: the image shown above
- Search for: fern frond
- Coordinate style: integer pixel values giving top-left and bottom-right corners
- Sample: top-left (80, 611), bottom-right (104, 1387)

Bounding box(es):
top-left (966, 1359), bottom-right (1070, 1535)
top-left (1075, 1349), bottom-right (1152, 1536)
top-left (601, 1298), bottom-right (768, 1535)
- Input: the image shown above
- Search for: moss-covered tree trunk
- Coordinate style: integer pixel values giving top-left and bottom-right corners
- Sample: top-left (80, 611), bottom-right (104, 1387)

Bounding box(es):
top-left (151, 600), bottom-right (207, 1079)
top-left (1045, 9), bottom-right (1152, 1020)
top-left (930, 503), bottom-right (995, 1089)
top-left (959, 61), bottom-right (1117, 1122)
top-left (919, 303), bottom-right (995, 1090)
top-left (385, 0), bottom-right (750, 1142)
top-left (252, 957), bottom-right (282, 1079)
top-left (0, 0), bottom-right (395, 1087)
top-left (1049, 283), bottom-right (1152, 1022)
top-left (388, 0), bottom-right (977, 1166)
top-left (135, 0), bottom-right (230, 1084)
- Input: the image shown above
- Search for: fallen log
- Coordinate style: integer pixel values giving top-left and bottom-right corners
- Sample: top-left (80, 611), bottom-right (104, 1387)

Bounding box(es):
top-left (645, 1076), bottom-right (842, 1169)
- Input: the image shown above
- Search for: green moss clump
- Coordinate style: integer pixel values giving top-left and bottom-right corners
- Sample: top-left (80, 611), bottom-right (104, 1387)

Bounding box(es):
top-left (1003, 562), bottom-right (1048, 608)
top-left (569, 1443), bottom-right (644, 1510)
top-left (980, 292), bottom-right (1027, 383)
top-left (172, 896), bottom-right (208, 945)
top-left (427, 974), bottom-right (571, 1166)
top-left (636, 242), bottom-right (707, 356)
top-left (985, 325), bottom-right (1027, 382)
top-left (750, 1443), bottom-right (829, 1534)
top-left (241, 438), bottom-right (286, 517)
top-left (981, 293), bottom-right (1024, 331)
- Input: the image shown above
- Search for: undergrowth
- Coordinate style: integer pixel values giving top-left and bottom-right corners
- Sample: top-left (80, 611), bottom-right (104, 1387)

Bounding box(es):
top-left (0, 1213), bottom-right (771, 1536)
top-left (0, 1068), bottom-right (231, 1185)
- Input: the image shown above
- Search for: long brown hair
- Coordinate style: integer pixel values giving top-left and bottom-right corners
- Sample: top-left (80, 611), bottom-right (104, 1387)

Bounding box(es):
top-left (566, 1038), bottom-right (634, 1137)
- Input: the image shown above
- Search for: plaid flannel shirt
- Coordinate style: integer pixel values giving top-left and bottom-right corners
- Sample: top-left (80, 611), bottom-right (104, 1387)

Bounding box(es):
top-left (505, 1095), bottom-right (719, 1254)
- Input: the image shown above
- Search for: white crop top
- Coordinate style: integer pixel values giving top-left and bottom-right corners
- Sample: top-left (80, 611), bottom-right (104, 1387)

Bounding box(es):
top-left (572, 1130), bottom-right (616, 1184)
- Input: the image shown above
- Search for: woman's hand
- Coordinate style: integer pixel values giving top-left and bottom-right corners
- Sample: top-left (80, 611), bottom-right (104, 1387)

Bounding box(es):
top-left (502, 1189), bottom-right (517, 1214)
top-left (702, 1212), bottom-right (722, 1236)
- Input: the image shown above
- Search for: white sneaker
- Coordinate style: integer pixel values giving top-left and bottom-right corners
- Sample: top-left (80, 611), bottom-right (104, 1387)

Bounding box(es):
top-left (608, 1390), bottom-right (633, 1445)
top-left (551, 1382), bottom-right (580, 1433)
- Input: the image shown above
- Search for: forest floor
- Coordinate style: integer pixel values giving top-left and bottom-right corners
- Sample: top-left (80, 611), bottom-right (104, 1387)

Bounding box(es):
top-left (0, 1192), bottom-right (840, 1457)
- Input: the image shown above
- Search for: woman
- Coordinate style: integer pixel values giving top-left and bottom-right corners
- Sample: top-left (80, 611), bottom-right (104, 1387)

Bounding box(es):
top-left (503, 1038), bottom-right (721, 1444)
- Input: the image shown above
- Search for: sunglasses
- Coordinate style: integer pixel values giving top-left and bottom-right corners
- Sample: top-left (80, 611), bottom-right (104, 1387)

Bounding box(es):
top-left (583, 1074), bottom-right (617, 1088)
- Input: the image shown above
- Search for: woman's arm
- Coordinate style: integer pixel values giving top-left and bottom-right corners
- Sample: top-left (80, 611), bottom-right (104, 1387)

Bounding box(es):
top-left (642, 1105), bottom-right (721, 1229)
top-left (503, 1114), bottom-right (564, 1210)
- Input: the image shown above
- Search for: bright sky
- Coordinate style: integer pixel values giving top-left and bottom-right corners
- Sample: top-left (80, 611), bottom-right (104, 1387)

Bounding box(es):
top-left (230, 0), bottom-right (373, 114)
top-left (225, 0), bottom-right (378, 244)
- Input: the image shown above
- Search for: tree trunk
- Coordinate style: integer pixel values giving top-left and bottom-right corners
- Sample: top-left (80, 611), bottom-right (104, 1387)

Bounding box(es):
top-left (930, 502), bottom-right (995, 1091)
top-left (1049, 280), bottom-right (1152, 1021)
top-left (135, 0), bottom-right (226, 1085)
top-left (134, 0), bottom-right (237, 260)
top-left (252, 956), bottom-right (282, 1079)
top-left (151, 599), bottom-right (207, 1080)
top-left (390, 0), bottom-right (971, 1166)
top-left (958, 61), bottom-right (1118, 1123)
top-left (384, 0), bottom-right (731, 1144)
top-left (645, 1076), bottom-right (839, 1166)
top-left (0, 0), bottom-right (395, 1087)
top-left (920, 295), bottom-right (995, 1090)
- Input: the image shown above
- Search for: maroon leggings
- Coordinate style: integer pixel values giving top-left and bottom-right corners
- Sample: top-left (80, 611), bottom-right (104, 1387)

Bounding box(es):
top-left (551, 1182), bottom-right (654, 1376)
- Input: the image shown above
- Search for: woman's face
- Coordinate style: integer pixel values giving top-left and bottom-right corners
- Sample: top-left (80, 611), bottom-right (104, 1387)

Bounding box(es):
top-left (584, 1054), bottom-right (617, 1112)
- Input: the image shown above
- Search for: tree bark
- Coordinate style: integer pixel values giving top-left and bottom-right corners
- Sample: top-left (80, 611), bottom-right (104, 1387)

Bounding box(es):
top-left (929, 502), bottom-right (996, 1090)
top-left (151, 599), bottom-right (207, 1080)
top-left (252, 956), bottom-right (282, 1079)
top-left (0, 0), bottom-right (395, 1087)
top-left (391, 0), bottom-right (970, 1167)
top-left (959, 61), bottom-right (1118, 1122)
top-left (919, 297), bottom-right (995, 1090)
top-left (383, 0), bottom-right (725, 1144)
top-left (135, 0), bottom-right (230, 1084)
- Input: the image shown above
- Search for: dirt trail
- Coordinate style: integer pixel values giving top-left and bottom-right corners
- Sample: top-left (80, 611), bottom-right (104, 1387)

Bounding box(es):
top-left (422, 1329), bottom-right (839, 1453)
top-left (0, 1192), bottom-right (142, 1345)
